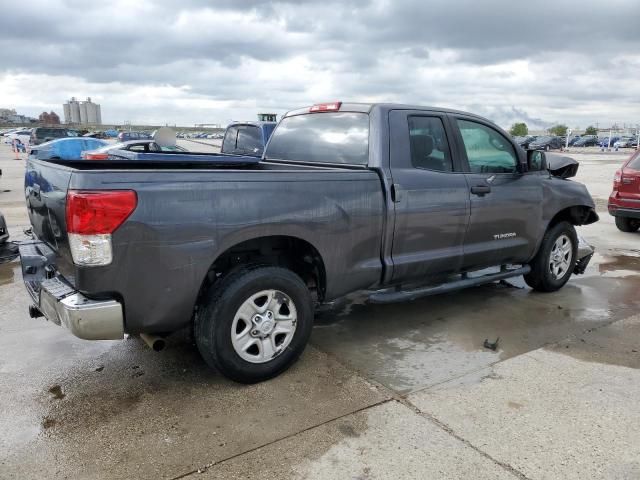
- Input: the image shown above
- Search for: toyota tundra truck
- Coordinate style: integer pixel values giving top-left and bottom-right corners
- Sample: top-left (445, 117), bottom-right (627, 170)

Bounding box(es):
top-left (19, 102), bottom-right (598, 383)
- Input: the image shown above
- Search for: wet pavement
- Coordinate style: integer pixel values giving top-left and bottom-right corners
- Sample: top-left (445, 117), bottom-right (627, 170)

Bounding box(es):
top-left (1, 145), bottom-right (639, 479)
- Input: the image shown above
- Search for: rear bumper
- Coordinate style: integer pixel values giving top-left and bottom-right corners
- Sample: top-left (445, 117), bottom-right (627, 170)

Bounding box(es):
top-left (608, 193), bottom-right (640, 218)
top-left (608, 206), bottom-right (640, 219)
top-left (19, 241), bottom-right (124, 340)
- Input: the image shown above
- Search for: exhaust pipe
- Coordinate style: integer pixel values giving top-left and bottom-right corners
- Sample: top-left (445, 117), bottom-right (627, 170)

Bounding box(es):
top-left (140, 333), bottom-right (166, 352)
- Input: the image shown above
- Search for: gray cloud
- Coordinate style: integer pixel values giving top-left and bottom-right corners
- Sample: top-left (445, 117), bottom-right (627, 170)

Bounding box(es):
top-left (0, 0), bottom-right (638, 127)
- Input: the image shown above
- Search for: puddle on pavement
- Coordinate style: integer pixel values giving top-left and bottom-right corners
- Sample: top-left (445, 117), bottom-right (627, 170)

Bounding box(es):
top-left (596, 251), bottom-right (640, 278)
top-left (0, 261), bottom-right (18, 286)
top-left (312, 258), bottom-right (640, 393)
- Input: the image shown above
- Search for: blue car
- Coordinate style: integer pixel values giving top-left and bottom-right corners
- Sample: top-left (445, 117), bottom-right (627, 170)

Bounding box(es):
top-left (28, 137), bottom-right (108, 161)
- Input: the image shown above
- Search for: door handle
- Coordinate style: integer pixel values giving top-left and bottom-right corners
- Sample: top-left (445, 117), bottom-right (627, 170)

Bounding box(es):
top-left (470, 185), bottom-right (491, 196)
top-left (391, 183), bottom-right (404, 203)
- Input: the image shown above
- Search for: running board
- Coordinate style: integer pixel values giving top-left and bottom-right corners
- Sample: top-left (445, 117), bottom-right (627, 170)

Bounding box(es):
top-left (368, 266), bottom-right (531, 304)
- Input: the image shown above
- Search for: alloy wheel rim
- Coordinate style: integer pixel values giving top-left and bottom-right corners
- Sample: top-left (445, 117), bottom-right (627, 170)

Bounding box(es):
top-left (549, 234), bottom-right (573, 280)
top-left (231, 289), bottom-right (297, 364)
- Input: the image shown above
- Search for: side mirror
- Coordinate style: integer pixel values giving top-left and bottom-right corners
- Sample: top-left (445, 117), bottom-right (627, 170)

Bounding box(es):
top-left (527, 150), bottom-right (546, 172)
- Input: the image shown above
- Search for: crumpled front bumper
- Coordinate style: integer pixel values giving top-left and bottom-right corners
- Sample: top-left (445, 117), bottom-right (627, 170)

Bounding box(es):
top-left (574, 235), bottom-right (594, 275)
top-left (19, 240), bottom-right (124, 340)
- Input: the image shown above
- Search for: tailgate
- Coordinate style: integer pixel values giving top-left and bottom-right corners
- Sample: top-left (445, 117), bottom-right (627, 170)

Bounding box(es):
top-left (24, 159), bottom-right (76, 282)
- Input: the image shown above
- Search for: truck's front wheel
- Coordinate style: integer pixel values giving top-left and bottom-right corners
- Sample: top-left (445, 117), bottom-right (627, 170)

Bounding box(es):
top-left (195, 266), bottom-right (313, 383)
top-left (524, 221), bottom-right (578, 292)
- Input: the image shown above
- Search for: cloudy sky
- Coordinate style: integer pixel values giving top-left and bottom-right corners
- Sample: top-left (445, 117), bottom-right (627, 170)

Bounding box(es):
top-left (1, 0), bottom-right (639, 129)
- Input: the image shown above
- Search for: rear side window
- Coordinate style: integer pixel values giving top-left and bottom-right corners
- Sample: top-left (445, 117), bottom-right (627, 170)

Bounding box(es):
top-left (457, 120), bottom-right (517, 173)
top-left (222, 126), bottom-right (238, 152)
top-left (628, 152), bottom-right (640, 170)
top-left (408, 116), bottom-right (452, 172)
top-left (266, 112), bottom-right (369, 165)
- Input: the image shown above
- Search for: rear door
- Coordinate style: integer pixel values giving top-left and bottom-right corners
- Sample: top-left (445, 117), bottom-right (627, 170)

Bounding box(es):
top-left (452, 116), bottom-right (542, 269)
top-left (389, 110), bottom-right (470, 282)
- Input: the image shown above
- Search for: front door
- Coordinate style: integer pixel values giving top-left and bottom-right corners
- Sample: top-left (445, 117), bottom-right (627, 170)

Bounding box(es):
top-left (452, 117), bottom-right (542, 270)
top-left (389, 110), bottom-right (470, 282)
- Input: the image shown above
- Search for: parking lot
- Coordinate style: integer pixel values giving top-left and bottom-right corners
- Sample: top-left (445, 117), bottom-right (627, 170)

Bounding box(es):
top-left (1, 144), bottom-right (639, 479)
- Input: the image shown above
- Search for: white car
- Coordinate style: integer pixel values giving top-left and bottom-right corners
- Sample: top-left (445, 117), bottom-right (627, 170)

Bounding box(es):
top-left (4, 129), bottom-right (31, 145)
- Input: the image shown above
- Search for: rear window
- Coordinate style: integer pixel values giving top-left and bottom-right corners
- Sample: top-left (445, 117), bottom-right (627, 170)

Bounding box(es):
top-left (236, 126), bottom-right (263, 153)
top-left (266, 112), bottom-right (369, 165)
top-left (628, 152), bottom-right (640, 170)
top-left (36, 128), bottom-right (68, 138)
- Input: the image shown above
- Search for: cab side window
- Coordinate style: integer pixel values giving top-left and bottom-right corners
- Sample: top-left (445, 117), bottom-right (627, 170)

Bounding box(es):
top-left (408, 116), bottom-right (453, 172)
top-left (457, 119), bottom-right (517, 173)
top-left (222, 126), bottom-right (238, 153)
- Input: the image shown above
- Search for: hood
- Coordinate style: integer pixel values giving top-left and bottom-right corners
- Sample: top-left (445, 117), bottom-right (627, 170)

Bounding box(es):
top-left (546, 154), bottom-right (578, 179)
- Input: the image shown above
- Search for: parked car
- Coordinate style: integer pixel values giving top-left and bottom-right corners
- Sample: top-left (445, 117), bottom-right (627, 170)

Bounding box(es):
top-left (30, 127), bottom-right (71, 146)
top-left (117, 131), bottom-right (152, 142)
top-left (599, 137), bottom-right (620, 148)
top-left (82, 140), bottom-right (188, 159)
top-left (20, 102), bottom-right (598, 383)
top-left (4, 129), bottom-right (32, 145)
top-left (83, 131), bottom-right (108, 139)
top-left (221, 121), bottom-right (276, 157)
top-left (608, 150), bottom-right (640, 232)
top-left (513, 135), bottom-right (536, 149)
top-left (568, 135), bottom-right (582, 146)
top-left (613, 137), bottom-right (636, 148)
top-left (28, 137), bottom-right (108, 161)
top-left (573, 135), bottom-right (599, 147)
top-left (528, 136), bottom-right (564, 151)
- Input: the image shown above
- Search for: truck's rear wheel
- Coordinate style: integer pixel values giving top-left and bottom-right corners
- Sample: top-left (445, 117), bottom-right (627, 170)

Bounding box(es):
top-left (195, 266), bottom-right (313, 383)
top-left (615, 216), bottom-right (640, 233)
top-left (524, 221), bottom-right (578, 292)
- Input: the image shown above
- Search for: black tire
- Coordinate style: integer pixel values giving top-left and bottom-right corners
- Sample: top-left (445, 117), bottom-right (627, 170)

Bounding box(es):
top-left (524, 221), bottom-right (578, 292)
top-left (195, 266), bottom-right (313, 383)
top-left (615, 216), bottom-right (640, 233)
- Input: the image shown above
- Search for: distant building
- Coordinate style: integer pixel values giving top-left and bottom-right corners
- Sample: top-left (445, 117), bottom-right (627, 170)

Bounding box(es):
top-left (63, 97), bottom-right (102, 125)
top-left (0, 108), bottom-right (34, 124)
top-left (38, 111), bottom-right (60, 124)
top-left (258, 113), bottom-right (277, 122)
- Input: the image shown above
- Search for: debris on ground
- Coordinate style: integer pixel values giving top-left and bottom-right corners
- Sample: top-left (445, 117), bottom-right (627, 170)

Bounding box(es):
top-left (483, 337), bottom-right (500, 351)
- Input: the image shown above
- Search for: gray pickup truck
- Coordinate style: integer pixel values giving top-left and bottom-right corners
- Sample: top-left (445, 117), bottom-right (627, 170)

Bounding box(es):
top-left (19, 102), bottom-right (597, 383)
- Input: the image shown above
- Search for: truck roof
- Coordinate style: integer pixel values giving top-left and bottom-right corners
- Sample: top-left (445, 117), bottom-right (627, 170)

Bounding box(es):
top-left (283, 102), bottom-right (489, 123)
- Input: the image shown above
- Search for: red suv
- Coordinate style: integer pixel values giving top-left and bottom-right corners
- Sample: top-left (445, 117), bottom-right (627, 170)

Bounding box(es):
top-left (609, 150), bottom-right (640, 232)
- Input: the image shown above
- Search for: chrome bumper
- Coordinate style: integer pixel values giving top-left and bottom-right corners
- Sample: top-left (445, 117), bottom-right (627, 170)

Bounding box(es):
top-left (19, 241), bottom-right (124, 340)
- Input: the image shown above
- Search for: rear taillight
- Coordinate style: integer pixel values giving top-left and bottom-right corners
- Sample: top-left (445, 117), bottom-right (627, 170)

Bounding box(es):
top-left (66, 190), bottom-right (137, 266)
top-left (83, 152), bottom-right (109, 160)
top-left (613, 169), bottom-right (622, 188)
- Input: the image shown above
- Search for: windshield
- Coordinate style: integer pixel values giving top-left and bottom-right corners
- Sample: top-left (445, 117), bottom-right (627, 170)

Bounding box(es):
top-left (535, 136), bottom-right (551, 142)
top-left (266, 112), bottom-right (369, 165)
